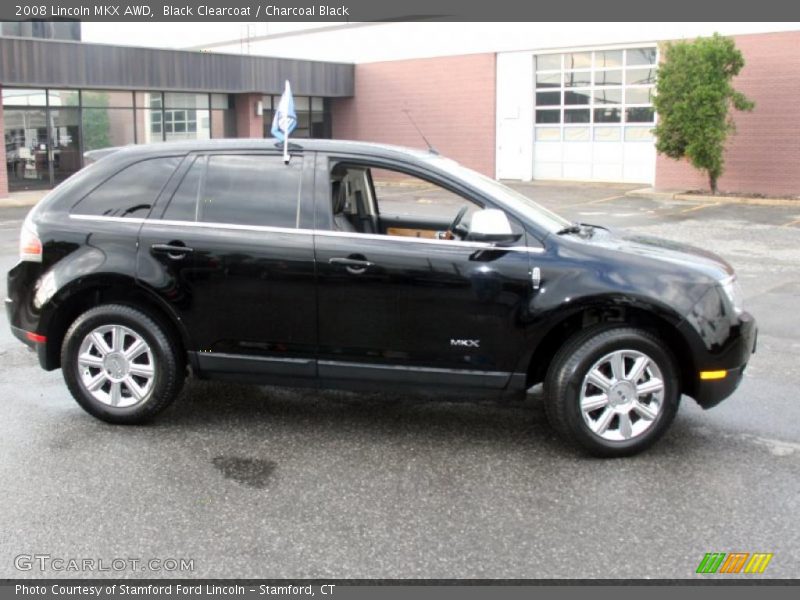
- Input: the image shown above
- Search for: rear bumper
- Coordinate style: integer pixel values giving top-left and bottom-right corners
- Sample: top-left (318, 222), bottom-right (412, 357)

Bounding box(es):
top-left (693, 312), bottom-right (757, 409)
top-left (9, 320), bottom-right (34, 349)
top-left (6, 296), bottom-right (48, 367)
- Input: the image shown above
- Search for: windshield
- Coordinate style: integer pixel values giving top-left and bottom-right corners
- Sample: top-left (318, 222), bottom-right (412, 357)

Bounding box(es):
top-left (430, 157), bottom-right (571, 233)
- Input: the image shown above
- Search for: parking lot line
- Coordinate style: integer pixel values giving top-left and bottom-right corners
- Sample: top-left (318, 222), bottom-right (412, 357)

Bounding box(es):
top-left (587, 194), bottom-right (625, 204)
top-left (679, 202), bottom-right (720, 214)
top-left (559, 194), bottom-right (625, 208)
top-left (647, 202), bottom-right (718, 219)
top-left (781, 217), bottom-right (800, 228)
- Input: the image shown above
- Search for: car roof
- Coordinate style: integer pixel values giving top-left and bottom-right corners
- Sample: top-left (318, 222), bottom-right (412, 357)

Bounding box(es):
top-left (88, 138), bottom-right (440, 164)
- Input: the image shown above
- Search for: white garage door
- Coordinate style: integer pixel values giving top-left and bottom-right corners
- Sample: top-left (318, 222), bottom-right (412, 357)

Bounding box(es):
top-left (532, 47), bottom-right (658, 184)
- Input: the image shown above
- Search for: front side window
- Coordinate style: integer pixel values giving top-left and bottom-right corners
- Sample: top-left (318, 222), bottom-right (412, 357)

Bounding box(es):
top-left (324, 161), bottom-right (540, 246)
top-left (72, 157), bottom-right (180, 218)
top-left (327, 163), bottom-right (482, 240)
top-left (163, 154), bottom-right (302, 228)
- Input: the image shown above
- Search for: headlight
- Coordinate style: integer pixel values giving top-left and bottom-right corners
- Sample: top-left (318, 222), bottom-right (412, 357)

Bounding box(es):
top-left (720, 275), bottom-right (743, 315)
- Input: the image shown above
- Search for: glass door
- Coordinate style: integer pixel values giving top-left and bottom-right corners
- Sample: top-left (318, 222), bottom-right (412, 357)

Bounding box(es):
top-left (4, 107), bottom-right (50, 191)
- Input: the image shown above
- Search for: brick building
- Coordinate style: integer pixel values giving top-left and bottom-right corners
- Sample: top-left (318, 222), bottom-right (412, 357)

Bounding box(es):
top-left (2, 23), bottom-right (799, 197)
top-left (0, 33), bottom-right (351, 197)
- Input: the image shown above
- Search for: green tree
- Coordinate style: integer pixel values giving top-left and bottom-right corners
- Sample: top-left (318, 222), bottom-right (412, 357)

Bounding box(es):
top-left (79, 92), bottom-right (112, 151)
top-left (653, 33), bottom-right (754, 194)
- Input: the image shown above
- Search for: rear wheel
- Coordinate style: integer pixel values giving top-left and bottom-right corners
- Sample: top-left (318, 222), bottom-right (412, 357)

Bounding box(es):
top-left (544, 326), bottom-right (680, 457)
top-left (61, 304), bottom-right (183, 423)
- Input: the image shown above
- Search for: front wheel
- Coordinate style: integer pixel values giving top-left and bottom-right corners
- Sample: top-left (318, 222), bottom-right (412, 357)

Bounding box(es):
top-left (61, 304), bottom-right (184, 424)
top-left (544, 327), bottom-right (680, 457)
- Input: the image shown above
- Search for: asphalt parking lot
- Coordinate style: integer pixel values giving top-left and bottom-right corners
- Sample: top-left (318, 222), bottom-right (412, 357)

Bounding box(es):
top-left (1, 183), bottom-right (799, 579)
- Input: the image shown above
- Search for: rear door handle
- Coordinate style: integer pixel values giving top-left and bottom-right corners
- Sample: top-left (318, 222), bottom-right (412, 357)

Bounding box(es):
top-left (151, 243), bottom-right (194, 259)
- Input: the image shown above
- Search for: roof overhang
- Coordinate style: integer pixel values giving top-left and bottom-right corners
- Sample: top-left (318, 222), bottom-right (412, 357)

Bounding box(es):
top-left (0, 36), bottom-right (354, 96)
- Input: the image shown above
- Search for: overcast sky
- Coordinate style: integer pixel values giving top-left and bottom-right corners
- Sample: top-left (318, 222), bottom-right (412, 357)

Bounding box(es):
top-left (81, 22), bottom-right (324, 50)
top-left (81, 22), bottom-right (800, 64)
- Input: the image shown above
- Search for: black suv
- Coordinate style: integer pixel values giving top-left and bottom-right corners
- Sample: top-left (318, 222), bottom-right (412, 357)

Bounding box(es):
top-left (6, 140), bottom-right (756, 456)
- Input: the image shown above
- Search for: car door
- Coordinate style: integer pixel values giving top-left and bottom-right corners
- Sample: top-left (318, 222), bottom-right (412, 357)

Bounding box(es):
top-left (137, 151), bottom-right (317, 382)
top-left (313, 155), bottom-right (535, 391)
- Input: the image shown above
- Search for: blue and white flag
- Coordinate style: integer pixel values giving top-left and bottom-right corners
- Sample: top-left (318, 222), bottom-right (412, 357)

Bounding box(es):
top-left (271, 80), bottom-right (297, 143)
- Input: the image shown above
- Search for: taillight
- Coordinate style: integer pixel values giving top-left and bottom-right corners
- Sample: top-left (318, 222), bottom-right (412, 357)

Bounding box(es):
top-left (19, 222), bottom-right (42, 262)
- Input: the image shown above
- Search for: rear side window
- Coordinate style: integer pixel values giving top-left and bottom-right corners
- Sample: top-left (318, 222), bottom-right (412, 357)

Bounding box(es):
top-left (163, 154), bottom-right (302, 228)
top-left (72, 157), bottom-right (180, 218)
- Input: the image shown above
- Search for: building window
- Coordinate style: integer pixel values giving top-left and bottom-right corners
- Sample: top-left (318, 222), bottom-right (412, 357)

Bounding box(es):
top-left (262, 95), bottom-right (332, 139)
top-left (3, 86), bottom-right (235, 192)
top-left (533, 46), bottom-right (657, 144)
top-left (80, 90), bottom-right (136, 152)
top-left (136, 92), bottom-right (214, 143)
top-left (163, 109), bottom-right (197, 134)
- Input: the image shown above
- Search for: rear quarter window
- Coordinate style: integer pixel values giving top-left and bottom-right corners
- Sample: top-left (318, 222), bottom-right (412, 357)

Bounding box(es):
top-left (71, 157), bottom-right (181, 218)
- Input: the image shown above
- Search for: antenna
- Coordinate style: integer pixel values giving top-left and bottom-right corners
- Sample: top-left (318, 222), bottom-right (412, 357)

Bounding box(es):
top-left (402, 109), bottom-right (438, 155)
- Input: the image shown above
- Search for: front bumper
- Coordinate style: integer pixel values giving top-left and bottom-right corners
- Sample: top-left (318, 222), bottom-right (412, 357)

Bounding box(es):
top-left (693, 311), bottom-right (757, 409)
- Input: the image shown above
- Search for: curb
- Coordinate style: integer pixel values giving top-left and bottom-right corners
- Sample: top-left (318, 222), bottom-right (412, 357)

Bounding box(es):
top-left (625, 187), bottom-right (677, 201)
top-left (626, 187), bottom-right (800, 207)
top-left (673, 193), bottom-right (800, 208)
top-left (0, 195), bottom-right (43, 209)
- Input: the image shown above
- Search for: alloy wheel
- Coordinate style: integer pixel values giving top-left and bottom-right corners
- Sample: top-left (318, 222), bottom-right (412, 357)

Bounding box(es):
top-left (76, 324), bottom-right (156, 408)
top-left (579, 349), bottom-right (665, 442)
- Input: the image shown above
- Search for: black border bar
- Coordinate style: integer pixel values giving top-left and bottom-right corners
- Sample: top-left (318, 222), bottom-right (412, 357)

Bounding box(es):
top-left (1, 0), bottom-right (800, 22)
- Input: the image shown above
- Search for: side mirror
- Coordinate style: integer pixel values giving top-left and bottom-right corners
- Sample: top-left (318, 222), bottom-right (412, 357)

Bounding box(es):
top-left (468, 209), bottom-right (521, 244)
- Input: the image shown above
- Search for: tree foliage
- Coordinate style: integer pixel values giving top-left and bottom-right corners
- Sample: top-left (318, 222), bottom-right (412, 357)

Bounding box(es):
top-left (79, 92), bottom-right (112, 151)
top-left (653, 33), bottom-right (754, 194)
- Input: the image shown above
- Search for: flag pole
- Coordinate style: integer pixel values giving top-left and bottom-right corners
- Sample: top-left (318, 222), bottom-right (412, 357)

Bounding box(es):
top-left (273, 80), bottom-right (294, 164)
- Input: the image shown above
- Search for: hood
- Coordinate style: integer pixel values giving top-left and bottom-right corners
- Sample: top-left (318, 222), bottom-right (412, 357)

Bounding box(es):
top-left (574, 227), bottom-right (734, 281)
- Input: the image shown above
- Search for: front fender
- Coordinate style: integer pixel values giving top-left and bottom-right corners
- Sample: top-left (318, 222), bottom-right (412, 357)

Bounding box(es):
top-left (513, 240), bottom-right (715, 376)
top-left (513, 291), bottom-right (694, 376)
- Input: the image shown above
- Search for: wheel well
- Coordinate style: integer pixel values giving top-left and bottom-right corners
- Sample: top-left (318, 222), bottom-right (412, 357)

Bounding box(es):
top-left (43, 284), bottom-right (188, 371)
top-left (526, 305), bottom-right (695, 394)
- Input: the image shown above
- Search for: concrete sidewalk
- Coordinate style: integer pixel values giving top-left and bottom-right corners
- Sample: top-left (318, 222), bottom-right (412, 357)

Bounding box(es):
top-left (0, 190), bottom-right (48, 208)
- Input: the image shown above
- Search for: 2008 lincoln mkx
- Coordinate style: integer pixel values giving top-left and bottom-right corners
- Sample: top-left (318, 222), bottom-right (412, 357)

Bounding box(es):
top-left (6, 139), bottom-right (757, 456)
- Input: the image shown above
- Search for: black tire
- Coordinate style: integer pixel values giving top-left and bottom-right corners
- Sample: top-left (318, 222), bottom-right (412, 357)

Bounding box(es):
top-left (61, 304), bottom-right (184, 424)
top-left (544, 326), bottom-right (680, 458)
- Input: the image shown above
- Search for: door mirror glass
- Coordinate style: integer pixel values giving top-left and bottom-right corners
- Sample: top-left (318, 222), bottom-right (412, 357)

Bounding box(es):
top-left (468, 209), bottom-right (521, 244)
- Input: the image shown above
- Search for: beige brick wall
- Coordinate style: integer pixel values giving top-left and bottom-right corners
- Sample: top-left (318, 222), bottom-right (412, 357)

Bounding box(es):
top-left (331, 53), bottom-right (496, 177)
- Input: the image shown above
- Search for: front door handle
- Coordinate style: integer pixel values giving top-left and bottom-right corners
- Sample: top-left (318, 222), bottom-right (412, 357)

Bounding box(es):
top-left (329, 256), bottom-right (374, 274)
top-left (151, 243), bottom-right (194, 260)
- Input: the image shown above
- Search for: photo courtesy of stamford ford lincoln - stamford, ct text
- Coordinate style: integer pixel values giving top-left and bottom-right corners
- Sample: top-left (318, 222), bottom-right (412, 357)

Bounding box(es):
top-left (0, 0), bottom-right (798, 598)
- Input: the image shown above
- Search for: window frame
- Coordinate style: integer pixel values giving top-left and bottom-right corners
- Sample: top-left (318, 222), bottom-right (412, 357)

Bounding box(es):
top-left (533, 45), bottom-right (658, 143)
top-left (317, 156), bottom-right (488, 234)
top-left (155, 150), bottom-right (308, 230)
top-left (314, 154), bottom-right (538, 247)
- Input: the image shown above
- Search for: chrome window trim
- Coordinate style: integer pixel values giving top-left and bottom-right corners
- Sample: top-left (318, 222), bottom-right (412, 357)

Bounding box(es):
top-left (68, 214), bottom-right (544, 253)
top-left (313, 229), bottom-right (544, 253)
top-left (70, 214), bottom-right (147, 224)
top-left (158, 218), bottom-right (303, 236)
top-left (70, 213), bottom-right (302, 236)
